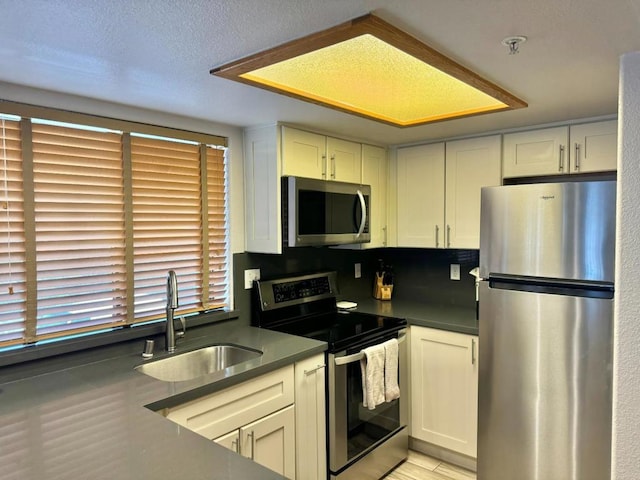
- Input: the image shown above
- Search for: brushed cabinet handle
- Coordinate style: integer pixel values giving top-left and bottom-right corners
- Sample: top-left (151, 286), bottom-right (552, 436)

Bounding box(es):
top-left (322, 154), bottom-right (327, 179)
top-left (446, 224), bottom-right (451, 248)
top-left (472, 338), bottom-right (476, 365)
top-left (231, 438), bottom-right (239, 453)
top-left (435, 225), bottom-right (440, 248)
top-left (304, 364), bottom-right (325, 376)
top-left (575, 143), bottom-right (581, 171)
top-left (247, 431), bottom-right (255, 460)
top-left (559, 145), bottom-right (565, 172)
top-left (331, 154), bottom-right (336, 179)
top-left (382, 226), bottom-right (387, 247)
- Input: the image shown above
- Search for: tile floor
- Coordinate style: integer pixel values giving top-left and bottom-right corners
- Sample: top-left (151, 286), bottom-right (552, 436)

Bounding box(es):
top-left (386, 450), bottom-right (476, 480)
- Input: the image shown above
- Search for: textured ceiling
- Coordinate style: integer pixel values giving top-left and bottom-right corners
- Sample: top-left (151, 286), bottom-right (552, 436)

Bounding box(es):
top-left (0, 0), bottom-right (639, 145)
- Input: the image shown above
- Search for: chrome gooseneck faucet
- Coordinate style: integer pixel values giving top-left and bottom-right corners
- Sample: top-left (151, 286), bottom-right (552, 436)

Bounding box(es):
top-left (166, 270), bottom-right (179, 352)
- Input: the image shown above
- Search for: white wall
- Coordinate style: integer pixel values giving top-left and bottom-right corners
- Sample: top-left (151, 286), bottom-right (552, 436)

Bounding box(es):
top-left (0, 81), bottom-right (246, 254)
top-left (613, 51), bottom-right (640, 479)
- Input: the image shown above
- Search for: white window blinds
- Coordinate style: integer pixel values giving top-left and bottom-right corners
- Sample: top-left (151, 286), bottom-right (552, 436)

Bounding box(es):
top-left (0, 117), bottom-right (26, 346)
top-left (31, 122), bottom-right (127, 339)
top-left (0, 112), bottom-right (229, 349)
top-left (131, 135), bottom-right (204, 320)
top-left (206, 146), bottom-right (229, 308)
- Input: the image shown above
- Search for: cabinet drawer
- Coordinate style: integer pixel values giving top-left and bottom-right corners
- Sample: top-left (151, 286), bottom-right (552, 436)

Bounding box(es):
top-left (165, 365), bottom-right (294, 440)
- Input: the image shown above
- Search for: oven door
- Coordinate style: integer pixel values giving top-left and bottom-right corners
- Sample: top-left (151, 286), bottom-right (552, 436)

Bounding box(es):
top-left (328, 329), bottom-right (407, 474)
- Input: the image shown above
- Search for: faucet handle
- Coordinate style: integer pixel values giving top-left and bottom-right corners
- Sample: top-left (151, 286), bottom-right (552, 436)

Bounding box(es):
top-left (176, 316), bottom-right (186, 338)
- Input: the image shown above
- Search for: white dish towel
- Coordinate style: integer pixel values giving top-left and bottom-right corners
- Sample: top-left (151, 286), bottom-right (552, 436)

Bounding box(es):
top-left (360, 343), bottom-right (386, 410)
top-left (383, 338), bottom-right (400, 402)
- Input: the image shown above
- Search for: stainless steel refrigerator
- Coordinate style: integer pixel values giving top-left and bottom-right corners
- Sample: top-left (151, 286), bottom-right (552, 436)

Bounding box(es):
top-left (478, 181), bottom-right (615, 480)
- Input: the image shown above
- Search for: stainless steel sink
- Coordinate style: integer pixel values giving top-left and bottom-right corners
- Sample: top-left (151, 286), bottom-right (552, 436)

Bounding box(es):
top-left (135, 344), bottom-right (263, 382)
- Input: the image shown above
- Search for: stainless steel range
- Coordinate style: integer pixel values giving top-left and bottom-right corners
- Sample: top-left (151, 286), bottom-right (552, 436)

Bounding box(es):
top-left (252, 271), bottom-right (408, 480)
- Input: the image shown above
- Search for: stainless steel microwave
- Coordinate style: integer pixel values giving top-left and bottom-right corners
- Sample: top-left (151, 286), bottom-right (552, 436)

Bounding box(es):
top-left (282, 176), bottom-right (371, 247)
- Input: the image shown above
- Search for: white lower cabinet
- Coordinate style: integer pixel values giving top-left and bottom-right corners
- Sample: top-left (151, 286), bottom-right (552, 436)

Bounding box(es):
top-left (294, 354), bottom-right (327, 480)
top-left (213, 429), bottom-right (240, 453)
top-left (164, 358), bottom-right (327, 480)
top-left (164, 365), bottom-right (296, 478)
top-left (241, 405), bottom-right (296, 477)
top-left (410, 326), bottom-right (478, 458)
top-left (213, 406), bottom-right (296, 478)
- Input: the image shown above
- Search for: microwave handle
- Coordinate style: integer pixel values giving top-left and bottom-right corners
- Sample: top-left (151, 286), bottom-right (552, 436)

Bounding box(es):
top-left (356, 189), bottom-right (367, 238)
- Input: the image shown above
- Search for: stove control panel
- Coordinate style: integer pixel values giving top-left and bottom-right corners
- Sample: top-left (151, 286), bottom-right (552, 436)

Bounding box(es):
top-left (255, 271), bottom-right (338, 311)
top-left (273, 276), bottom-right (331, 303)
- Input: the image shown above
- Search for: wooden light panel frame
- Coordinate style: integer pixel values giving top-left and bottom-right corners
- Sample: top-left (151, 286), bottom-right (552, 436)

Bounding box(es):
top-left (210, 13), bottom-right (527, 127)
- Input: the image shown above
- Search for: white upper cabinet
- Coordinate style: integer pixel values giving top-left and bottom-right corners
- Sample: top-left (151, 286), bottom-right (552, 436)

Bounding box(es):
top-left (502, 126), bottom-right (569, 178)
top-left (569, 120), bottom-right (618, 173)
top-left (445, 135), bottom-right (501, 249)
top-left (281, 127), bottom-right (326, 179)
top-left (397, 143), bottom-right (445, 248)
top-left (244, 125), bottom-right (282, 254)
top-left (327, 136), bottom-right (362, 183)
top-left (503, 120), bottom-right (617, 178)
top-left (396, 135), bottom-right (500, 249)
top-left (361, 144), bottom-right (388, 248)
top-left (281, 126), bottom-right (362, 183)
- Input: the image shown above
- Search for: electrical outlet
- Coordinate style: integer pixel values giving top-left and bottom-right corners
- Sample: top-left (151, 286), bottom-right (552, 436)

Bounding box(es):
top-left (354, 263), bottom-right (362, 279)
top-left (450, 264), bottom-right (461, 280)
top-left (244, 268), bottom-right (261, 289)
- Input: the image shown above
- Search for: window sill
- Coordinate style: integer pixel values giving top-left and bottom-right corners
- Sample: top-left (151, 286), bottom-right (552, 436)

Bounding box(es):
top-left (0, 309), bottom-right (240, 370)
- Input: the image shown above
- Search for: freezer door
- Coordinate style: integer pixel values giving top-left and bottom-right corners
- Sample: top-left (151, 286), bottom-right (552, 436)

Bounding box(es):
top-left (479, 181), bottom-right (616, 282)
top-left (477, 281), bottom-right (612, 480)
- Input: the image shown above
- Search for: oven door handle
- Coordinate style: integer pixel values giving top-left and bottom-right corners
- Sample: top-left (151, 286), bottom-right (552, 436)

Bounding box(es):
top-left (334, 331), bottom-right (406, 366)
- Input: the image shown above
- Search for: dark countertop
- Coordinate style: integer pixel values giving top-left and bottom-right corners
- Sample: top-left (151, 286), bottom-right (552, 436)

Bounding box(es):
top-left (346, 297), bottom-right (479, 335)
top-left (0, 320), bottom-right (326, 480)
top-left (0, 298), bottom-right (474, 479)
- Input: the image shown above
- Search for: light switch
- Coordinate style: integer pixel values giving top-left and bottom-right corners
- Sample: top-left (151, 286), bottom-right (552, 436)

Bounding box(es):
top-left (450, 264), bottom-right (461, 281)
top-left (244, 269), bottom-right (261, 289)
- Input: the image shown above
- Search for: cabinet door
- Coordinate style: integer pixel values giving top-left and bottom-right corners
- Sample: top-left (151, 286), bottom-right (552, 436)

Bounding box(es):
top-left (327, 136), bottom-right (362, 183)
top-left (294, 354), bottom-right (327, 480)
top-left (361, 144), bottom-right (388, 248)
top-left (281, 126), bottom-right (326, 179)
top-left (241, 405), bottom-right (296, 479)
top-left (410, 326), bottom-right (478, 458)
top-left (397, 143), bottom-right (445, 247)
top-left (244, 125), bottom-right (282, 254)
top-left (165, 365), bottom-right (294, 441)
top-left (213, 429), bottom-right (240, 454)
top-left (570, 120), bottom-right (617, 173)
top-left (445, 135), bottom-right (501, 249)
top-left (503, 126), bottom-right (569, 178)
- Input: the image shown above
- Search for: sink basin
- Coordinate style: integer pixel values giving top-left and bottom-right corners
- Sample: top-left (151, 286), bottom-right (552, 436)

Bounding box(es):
top-left (135, 344), bottom-right (263, 382)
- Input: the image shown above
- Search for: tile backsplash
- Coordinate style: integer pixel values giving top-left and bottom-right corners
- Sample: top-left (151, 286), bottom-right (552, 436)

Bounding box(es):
top-left (233, 247), bottom-right (478, 323)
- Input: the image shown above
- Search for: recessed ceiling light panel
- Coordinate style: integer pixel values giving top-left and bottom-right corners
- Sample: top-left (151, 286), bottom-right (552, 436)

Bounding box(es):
top-left (211, 14), bottom-right (527, 127)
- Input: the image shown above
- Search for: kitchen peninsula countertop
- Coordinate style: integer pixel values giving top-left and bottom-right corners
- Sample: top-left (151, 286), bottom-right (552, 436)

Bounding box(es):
top-left (0, 321), bottom-right (326, 480)
top-left (348, 297), bottom-right (478, 335)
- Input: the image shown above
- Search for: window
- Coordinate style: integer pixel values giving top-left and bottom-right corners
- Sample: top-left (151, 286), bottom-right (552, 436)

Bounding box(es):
top-left (0, 109), bottom-right (229, 349)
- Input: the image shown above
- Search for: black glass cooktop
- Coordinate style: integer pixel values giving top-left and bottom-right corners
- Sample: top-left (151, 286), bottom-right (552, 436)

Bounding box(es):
top-left (267, 310), bottom-right (406, 352)
top-left (253, 272), bottom-right (406, 352)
